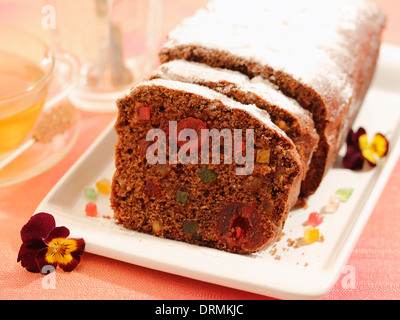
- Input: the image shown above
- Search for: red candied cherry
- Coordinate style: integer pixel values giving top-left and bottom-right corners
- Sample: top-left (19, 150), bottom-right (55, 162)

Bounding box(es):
top-left (158, 117), bottom-right (170, 136)
top-left (144, 179), bottom-right (162, 198)
top-left (136, 105), bottom-right (150, 121)
top-left (216, 202), bottom-right (265, 252)
top-left (177, 117), bottom-right (208, 149)
top-left (139, 138), bottom-right (153, 155)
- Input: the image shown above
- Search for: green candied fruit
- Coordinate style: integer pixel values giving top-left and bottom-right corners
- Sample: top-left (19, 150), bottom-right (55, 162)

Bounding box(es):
top-left (176, 191), bottom-right (190, 205)
top-left (334, 188), bottom-right (354, 202)
top-left (84, 188), bottom-right (98, 201)
top-left (182, 220), bottom-right (199, 235)
top-left (196, 165), bottom-right (217, 184)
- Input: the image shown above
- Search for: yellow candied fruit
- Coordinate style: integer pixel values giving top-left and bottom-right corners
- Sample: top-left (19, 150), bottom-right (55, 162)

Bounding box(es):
top-left (256, 149), bottom-right (270, 164)
top-left (277, 120), bottom-right (288, 131)
top-left (304, 225), bottom-right (320, 244)
top-left (152, 221), bottom-right (162, 233)
top-left (96, 178), bottom-right (111, 195)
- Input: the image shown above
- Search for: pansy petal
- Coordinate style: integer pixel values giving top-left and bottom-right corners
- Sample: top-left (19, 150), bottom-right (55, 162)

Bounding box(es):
top-left (370, 133), bottom-right (389, 158)
top-left (348, 127), bottom-right (366, 150)
top-left (59, 240), bottom-right (85, 272)
top-left (346, 129), bottom-right (355, 146)
top-left (17, 243), bottom-right (28, 263)
top-left (42, 226), bottom-right (70, 245)
top-left (23, 238), bottom-right (48, 251)
top-left (361, 149), bottom-right (377, 167)
top-left (59, 258), bottom-right (80, 272)
top-left (358, 133), bottom-right (369, 151)
top-left (343, 145), bottom-right (364, 170)
top-left (20, 212), bottom-right (55, 246)
top-left (46, 238), bottom-right (85, 272)
top-left (35, 247), bottom-right (57, 274)
top-left (70, 238), bottom-right (86, 257)
top-left (17, 244), bottom-right (41, 273)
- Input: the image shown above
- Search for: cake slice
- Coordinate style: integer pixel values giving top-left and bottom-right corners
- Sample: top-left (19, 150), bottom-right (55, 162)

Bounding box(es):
top-left (159, 0), bottom-right (386, 196)
top-left (111, 78), bottom-right (302, 253)
top-left (151, 59), bottom-right (319, 186)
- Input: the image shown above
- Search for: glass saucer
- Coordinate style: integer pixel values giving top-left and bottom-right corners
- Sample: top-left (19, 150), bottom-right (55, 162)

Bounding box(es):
top-left (0, 104), bottom-right (81, 187)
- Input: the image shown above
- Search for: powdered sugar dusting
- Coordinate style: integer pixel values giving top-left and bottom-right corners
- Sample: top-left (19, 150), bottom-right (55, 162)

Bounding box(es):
top-left (163, 0), bottom-right (385, 114)
top-left (153, 60), bottom-right (311, 121)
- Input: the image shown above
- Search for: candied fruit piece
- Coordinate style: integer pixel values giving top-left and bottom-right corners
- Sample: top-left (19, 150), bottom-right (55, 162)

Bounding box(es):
top-left (136, 105), bottom-right (150, 121)
top-left (230, 216), bottom-right (250, 240)
top-left (334, 188), bottom-right (354, 202)
top-left (158, 117), bottom-right (170, 135)
top-left (156, 163), bottom-right (170, 177)
top-left (277, 120), bottom-right (288, 131)
top-left (96, 178), bottom-right (111, 195)
top-left (216, 202), bottom-right (264, 252)
top-left (256, 149), bottom-right (270, 164)
top-left (152, 221), bottom-right (162, 233)
top-left (306, 212), bottom-right (323, 227)
top-left (85, 202), bottom-right (98, 217)
top-left (243, 176), bottom-right (261, 192)
top-left (144, 179), bottom-right (162, 197)
top-left (197, 165), bottom-right (217, 184)
top-left (84, 188), bottom-right (98, 200)
top-left (176, 191), bottom-right (190, 204)
top-left (304, 226), bottom-right (320, 244)
top-left (177, 117), bottom-right (208, 149)
top-left (140, 138), bottom-right (153, 155)
top-left (322, 195), bottom-right (341, 213)
top-left (182, 220), bottom-right (199, 235)
top-left (259, 198), bottom-right (274, 216)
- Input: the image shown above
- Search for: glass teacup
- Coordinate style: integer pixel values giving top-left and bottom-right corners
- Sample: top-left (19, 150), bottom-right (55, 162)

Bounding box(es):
top-left (0, 25), bottom-right (79, 155)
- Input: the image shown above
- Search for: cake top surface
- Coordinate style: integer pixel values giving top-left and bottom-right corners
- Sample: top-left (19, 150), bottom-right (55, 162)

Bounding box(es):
top-left (162, 0), bottom-right (385, 107)
top-left (132, 78), bottom-right (292, 144)
top-left (153, 59), bottom-right (313, 122)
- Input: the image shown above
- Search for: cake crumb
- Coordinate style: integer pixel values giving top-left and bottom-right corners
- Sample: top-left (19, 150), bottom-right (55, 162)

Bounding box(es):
top-left (287, 238), bottom-right (295, 247)
top-left (295, 197), bottom-right (308, 209)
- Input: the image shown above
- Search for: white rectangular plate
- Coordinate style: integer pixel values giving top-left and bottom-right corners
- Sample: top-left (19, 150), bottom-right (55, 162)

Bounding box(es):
top-left (36, 44), bottom-right (400, 299)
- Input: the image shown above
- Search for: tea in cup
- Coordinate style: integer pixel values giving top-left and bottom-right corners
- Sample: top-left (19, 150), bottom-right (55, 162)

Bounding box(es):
top-left (0, 26), bottom-right (79, 155)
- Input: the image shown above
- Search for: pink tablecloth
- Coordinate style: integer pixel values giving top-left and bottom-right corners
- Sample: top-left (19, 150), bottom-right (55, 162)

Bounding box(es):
top-left (1, 0), bottom-right (400, 300)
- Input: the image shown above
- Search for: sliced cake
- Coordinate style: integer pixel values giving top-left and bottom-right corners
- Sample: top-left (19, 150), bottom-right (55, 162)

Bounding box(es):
top-left (111, 78), bottom-right (302, 253)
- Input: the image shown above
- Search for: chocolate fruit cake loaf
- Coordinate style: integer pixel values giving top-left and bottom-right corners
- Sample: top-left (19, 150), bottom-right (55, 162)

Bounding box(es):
top-left (158, 0), bottom-right (386, 196)
top-left (111, 78), bottom-right (302, 253)
top-left (151, 59), bottom-right (319, 185)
